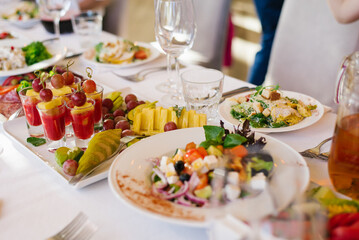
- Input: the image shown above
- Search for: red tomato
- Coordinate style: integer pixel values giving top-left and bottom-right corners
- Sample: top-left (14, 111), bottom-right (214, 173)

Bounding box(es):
top-left (195, 174), bottom-right (209, 190)
top-left (196, 147), bottom-right (208, 158)
top-left (134, 50), bottom-right (147, 60)
top-left (184, 149), bottom-right (203, 163)
top-left (331, 226), bottom-right (359, 240)
top-left (185, 142), bottom-right (196, 151)
top-left (229, 145), bottom-right (248, 158)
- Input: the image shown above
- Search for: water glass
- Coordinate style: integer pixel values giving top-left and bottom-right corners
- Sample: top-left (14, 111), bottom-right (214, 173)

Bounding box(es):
top-left (37, 100), bottom-right (66, 151)
top-left (71, 11), bottom-right (102, 49)
top-left (181, 68), bottom-right (224, 121)
top-left (66, 99), bottom-right (95, 149)
top-left (19, 87), bottom-right (44, 137)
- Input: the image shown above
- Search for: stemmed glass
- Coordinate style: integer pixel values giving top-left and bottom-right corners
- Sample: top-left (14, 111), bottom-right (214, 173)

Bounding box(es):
top-left (154, 0), bottom-right (196, 102)
top-left (37, 0), bottom-right (71, 38)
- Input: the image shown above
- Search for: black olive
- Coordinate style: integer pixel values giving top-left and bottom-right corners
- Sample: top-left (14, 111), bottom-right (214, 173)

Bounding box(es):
top-left (179, 173), bottom-right (191, 182)
top-left (174, 160), bottom-right (185, 174)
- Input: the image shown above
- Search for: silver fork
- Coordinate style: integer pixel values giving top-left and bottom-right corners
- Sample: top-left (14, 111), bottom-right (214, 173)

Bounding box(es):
top-left (112, 66), bottom-right (166, 82)
top-left (47, 212), bottom-right (97, 240)
top-left (299, 137), bottom-right (332, 160)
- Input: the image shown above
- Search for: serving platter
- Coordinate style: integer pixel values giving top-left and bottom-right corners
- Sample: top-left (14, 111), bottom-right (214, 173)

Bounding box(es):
top-left (0, 39), bottom-right (67, 77)
top-left (2, 87), bottom-right (135, 188)
top-left (80, 41), bottom-right (160, 69)
top-left (218, 90), bottom-right (324, 133)
top-left (108, 127), bottom-right (310, 227)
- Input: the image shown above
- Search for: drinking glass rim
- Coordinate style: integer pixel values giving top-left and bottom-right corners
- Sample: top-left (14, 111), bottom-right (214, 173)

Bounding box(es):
top-left (181, 68), bottom-right (224, 84)
top-left (85, 85), bottom-right (104, 97)
top-left (65, 98), bottom-right (95, 110)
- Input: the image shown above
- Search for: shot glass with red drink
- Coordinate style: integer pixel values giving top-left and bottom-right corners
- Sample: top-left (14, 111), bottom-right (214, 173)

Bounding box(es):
top-left (85, 84), bottom-right (103, 131)
top-left (19, 87), bottom-right (44, 137)
top-left (37, 98), bottom-right (66, 151)
top-left (66, 98), bottom-right (95, 149)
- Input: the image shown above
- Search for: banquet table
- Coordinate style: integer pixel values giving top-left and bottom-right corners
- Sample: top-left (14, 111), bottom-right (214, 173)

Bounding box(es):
top-left (0, 22), bottom-right (337, 240)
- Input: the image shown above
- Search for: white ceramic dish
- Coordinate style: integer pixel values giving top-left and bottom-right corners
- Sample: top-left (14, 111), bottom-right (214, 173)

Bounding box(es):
top-left (6, 18), bottom-right (40, 29)
top-left (2, 87), bottom-right (135, 188)
top-left (218, 90), bottom-right (324, 133)
top-left (0, 39), bottom-right (67, 77)
top-left (80, 41), bottom-right (160, 69)
top-left (108, 127), bottom-right (310, 227)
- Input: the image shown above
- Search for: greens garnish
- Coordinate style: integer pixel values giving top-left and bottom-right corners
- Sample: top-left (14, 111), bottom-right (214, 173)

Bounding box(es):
top-left (16, 80), bottom-right (31, 93)
top-left (173, 105), bottom-right (184, 118)
top-left (27, 137), bottom-right (46, 147)
top-left (254, 84), bottom-right (279, 96)
top-left (22, 42), bottom-right (52, 66)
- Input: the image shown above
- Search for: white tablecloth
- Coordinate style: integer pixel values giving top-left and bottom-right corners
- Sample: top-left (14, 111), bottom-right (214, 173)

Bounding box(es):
top-left (0, 23), bottom-right (336, 240)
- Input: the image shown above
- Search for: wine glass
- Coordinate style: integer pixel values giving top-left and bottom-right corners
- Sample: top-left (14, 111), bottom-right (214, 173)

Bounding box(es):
top-left (154, 0), bottom-right (196, 102)
top-left (37, 0), bottom-right (71, 38)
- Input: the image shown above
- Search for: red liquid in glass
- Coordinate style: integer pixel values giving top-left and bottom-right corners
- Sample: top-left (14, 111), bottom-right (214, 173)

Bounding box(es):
top-left (71, 108), bottom-right (95, 139)
top-left (23, 99), bottom-right (42, 126)
top-left (328, 113), bottom-right (359, 199)
top-left (41, 107), bottom-right (66, 141)
top-left (93, 97), bottom-right (102, 123)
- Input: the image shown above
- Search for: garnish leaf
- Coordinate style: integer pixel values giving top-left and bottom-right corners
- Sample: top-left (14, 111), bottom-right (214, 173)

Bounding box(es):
top-left (27, 137), bottom-right (46, 146)
top-left (203, 125), bottom-right (225, 143)
top-left (173, 105), bottom-right (184, 118)
top-left (223, 134), bottom-right (247, 148)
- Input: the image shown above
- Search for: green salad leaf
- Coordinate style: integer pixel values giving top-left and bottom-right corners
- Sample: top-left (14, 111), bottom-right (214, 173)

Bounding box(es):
top-left (16, 80), bottom-right (31, 93)
top-left (22, 42), bottom-right (52, 66)
top-left (94, 42), bottom-right (103, 62)
top-left (27, 137), bottom-right (46, 147)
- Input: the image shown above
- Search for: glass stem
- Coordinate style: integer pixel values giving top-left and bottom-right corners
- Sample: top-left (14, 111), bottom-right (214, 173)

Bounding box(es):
top-left (54, 15), bottom-right (60, 38)
top-left (166, 54), bottom-right (174, 85)
top-left (174, 56), bottom-right (181, 97)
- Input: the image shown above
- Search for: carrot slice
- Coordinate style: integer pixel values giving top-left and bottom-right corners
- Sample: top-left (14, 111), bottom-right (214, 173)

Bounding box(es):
top-left (229, 145), bottom-right (248, 158)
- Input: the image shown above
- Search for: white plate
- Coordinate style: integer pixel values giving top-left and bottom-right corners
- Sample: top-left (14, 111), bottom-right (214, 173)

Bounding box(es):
top-left (80, 41), bottom-right (160, 69)
top-left (0, 39), bottom-right (67, 77)
top-left (2, 87), bottom-right (136, 188)
top-left (108, 127), bottom-right (309, 227)
top-left (5, 18), bottom-right (40, 29)
top-left (219, 90), bottom-right (324, 133)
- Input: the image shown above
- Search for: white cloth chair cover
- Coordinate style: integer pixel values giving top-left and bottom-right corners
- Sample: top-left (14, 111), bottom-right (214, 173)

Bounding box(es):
top-left (264, 0), bottom-right (359, 109)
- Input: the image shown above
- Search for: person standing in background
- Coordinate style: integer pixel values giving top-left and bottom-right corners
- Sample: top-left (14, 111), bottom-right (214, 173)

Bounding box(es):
top-left (326, 0), bottom-right (359, 23)
top-left (247, 0), bottom-right (284, 86)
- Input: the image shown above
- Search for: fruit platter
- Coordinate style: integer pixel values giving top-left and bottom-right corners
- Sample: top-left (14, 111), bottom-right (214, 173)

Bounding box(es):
top-left (3, 63), bottom-right (209, 188)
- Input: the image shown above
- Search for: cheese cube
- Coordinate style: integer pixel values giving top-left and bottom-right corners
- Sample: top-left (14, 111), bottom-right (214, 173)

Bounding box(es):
top-left (160, 156), bottom-right (170, 172)
top-left (262, 108), bottom-right (271, 117)
top-left (191, 158), bottom-right (205, 172)
top-left (165, 162), bottom-right (177, 177)
top-left (167, 175), bottom-right (179, 184)
top-left (203, 155), bottom-right (218, 170)
top-left (253, 102), bottom-right (263, 113)
top-left (249, 172), bottom-right (267, 190)
top-left (225, 184), bottom-right (241, 201)
top-left (227, 171), bottom-right (240, 186)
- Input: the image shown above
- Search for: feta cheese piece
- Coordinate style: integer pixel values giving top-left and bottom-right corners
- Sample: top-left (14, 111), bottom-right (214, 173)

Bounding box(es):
top-left (203, 155), bottom-right (218, 170)
top-left (159, 156), bottom-right (171, 172)
top-left (167, 175), bottom-right (179, 184)
top-left (165, 163), bottom-right (177, 177)
top-left (249, 172), bottom-right (267, 190)
top-left (227, 171), bottom-right (240, 186)
top-left (225, 184), bottom-right (241, 201)
top-left (191, 158), bottom-right (205, 172)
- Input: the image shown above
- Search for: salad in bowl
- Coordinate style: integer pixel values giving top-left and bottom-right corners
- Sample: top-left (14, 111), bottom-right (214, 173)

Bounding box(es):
top-left (148, 122), bottom-right (273, 208)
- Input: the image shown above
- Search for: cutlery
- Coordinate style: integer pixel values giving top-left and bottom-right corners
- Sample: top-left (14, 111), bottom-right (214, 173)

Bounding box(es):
top-left (299, 137), bottom-right (332, 160)
top-left (220, 86), bottom-right (255, 103)
top-left (69, 135), bottom-right (142, 185)
top-left (47, 212), bottom-right (97, 240)
top-left (8, 108), bottom-right (23, 121)
top-left (112, 66), bottom-right (167, 82)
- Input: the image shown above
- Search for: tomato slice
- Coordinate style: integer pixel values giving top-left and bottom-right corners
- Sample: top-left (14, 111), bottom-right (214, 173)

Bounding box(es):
top-left (184, 149), bottom-right (203, 163)
top-left (229, 145), bottom-right (248, 158)
top-left (185, 142), bottom-right (196, 151)
top-left (134, 50), bottom-right (147, 60)
top-left (195, 174), bottom-right (209, 190)
top-left (196, 147), bottom-right (208, 158)
top-left (0, 85), bottom-right (19, 95)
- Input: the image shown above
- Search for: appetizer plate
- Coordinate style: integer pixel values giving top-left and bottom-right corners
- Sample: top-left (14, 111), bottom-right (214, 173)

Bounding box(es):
top-left (80, 41), bottom-right (160, 69)
top-left (2, 87), bottom-right (134, 188)
top-left (108, 127), bottom-right (310, 228)
top-left (4, 18), bottom-right (40, 29)
top-left (218, 90), bottom-right (324, 133)
top-left (0, 39), bottom-right (67, 77)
